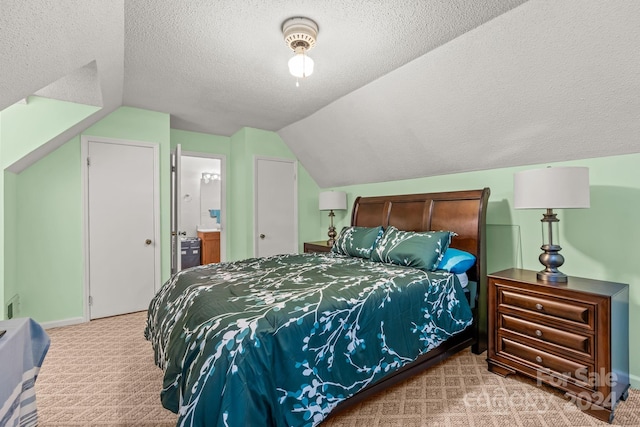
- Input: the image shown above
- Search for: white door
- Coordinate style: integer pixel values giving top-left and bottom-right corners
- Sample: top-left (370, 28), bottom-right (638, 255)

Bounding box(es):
top-left (86, 138), bottom-right (159, 319)
top-left (255, 157), bottom-right (298, 257)
top-left (171, 144), bottom-right (183, 274)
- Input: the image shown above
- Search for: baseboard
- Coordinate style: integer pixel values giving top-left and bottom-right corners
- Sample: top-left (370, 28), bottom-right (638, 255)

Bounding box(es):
top-left (630, 373), bottom-right (640, 390)
top-left (40, 316), bottom-right (86, 330)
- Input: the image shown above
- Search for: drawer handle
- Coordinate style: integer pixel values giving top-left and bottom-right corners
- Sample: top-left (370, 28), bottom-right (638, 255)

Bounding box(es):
top-left (535, 329), bottom-right (543, 337)
top-left (535, 355), bottom-right (543, 363)
top-left (535, 303), bottom-right (543, 310)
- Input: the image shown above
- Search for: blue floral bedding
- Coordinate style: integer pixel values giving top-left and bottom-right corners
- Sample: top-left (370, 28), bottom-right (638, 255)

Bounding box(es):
top-left (145, 252), bottom-right (473, 427)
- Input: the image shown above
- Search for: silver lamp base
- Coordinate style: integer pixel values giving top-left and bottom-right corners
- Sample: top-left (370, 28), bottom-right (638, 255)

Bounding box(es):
top-left (326, 210), bottom-right (337, 246)
top-left (537, 270), bottom-right (568, 283)
top-left (537, 244), bottom-right (567, 283)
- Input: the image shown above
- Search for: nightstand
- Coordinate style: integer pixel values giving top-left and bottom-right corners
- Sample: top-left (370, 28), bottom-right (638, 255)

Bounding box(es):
top-left (303, 241), bottom-right (332, 253)
top-left (487, 268), bottom-right (630, 423)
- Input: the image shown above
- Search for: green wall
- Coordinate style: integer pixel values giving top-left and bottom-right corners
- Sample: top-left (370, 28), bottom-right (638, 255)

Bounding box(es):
top-left (3, 102), bottom-right (636, 387)
top-left (170, 129), bottom-right (231, 155)
top-left (3, 171), bottom-right (17, 319)
top-left (228, 127), bottom-right (320, 260)
top-left (4, 108), bottom-right (320, 324)
top-left (4, 107), bottom-right (171, 323)
top-left (15, 138), bottom-right (84, 320)
top-left (1, 96), bottom-right (100, 320)
top-left (296, 166), bottom-right (321, 250)
top-left (319, 153), bottom-right (640, 388)
top-left (170, 127), bottom-right (320, 261)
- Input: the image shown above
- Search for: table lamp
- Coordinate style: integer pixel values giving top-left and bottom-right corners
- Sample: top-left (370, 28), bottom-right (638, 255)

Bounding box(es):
top-left (514, 166), bottom-right (590, 282)
top-left (319, 191), bottom-right (347, 246)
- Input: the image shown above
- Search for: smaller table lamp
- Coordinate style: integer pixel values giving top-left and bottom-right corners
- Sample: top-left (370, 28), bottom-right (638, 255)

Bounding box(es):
top-left (514, 166), bottom-right (590, 282)
top-left (319, 191), bottom-right (347, 246)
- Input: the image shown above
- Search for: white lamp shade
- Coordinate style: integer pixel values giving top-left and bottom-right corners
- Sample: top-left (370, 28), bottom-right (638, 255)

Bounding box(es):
top-left (288, 48), bottom-right (314, 78)
top-left (514, 166), bottom-right (590, 209)
top-left (319, 191), bottom-right (347, 211)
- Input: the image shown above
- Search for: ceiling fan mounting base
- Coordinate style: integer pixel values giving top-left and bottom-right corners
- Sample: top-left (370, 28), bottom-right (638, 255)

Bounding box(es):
top-left (282, 17), bottom-right (318, 52)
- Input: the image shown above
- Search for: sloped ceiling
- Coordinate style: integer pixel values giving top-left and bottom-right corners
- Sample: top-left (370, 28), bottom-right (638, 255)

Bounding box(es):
top-left (34, 61), bottom-right (103, 108)
top-left (0, 0), bottom-right (124, 172)
top-left (281, 0), bottom-right (640, 186)
top-left (2, 1), bottom-right (639, 186)
top-left (122, 0), bottom-right (527, 136)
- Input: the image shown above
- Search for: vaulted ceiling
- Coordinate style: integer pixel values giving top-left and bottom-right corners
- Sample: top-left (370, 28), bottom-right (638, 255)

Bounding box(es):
top-left (2, 1), bottom-right (639, 187)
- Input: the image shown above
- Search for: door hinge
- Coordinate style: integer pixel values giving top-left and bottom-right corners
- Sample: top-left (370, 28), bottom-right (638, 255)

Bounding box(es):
top-left (88, 295), bottom-right (93, 306)
top-left (87, 157), bottom-right (90, 166)
top-left (171, 165), bottom-right (176, 172)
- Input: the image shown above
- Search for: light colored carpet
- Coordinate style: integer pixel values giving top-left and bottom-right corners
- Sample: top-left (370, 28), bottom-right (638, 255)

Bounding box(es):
top-left (35, 311), bottom-right (639, 426)
top-left (35, 312), bottom-right (176, 427)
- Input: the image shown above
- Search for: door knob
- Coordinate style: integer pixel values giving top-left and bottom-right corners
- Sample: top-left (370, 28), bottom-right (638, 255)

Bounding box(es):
top-left (260, 234), bottom-right (265, 239)
top-left (145, 239), bottom-right (152, 245)
top-left (179, 231), bottom-right (187, 236)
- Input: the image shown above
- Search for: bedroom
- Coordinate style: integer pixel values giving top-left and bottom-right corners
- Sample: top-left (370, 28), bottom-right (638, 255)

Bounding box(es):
top-left (1, 0), bottom-right (639, 425)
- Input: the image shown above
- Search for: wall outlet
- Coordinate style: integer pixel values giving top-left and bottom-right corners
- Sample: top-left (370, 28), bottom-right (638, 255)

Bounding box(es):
top-left (6, 294), bottom-right (19, 319)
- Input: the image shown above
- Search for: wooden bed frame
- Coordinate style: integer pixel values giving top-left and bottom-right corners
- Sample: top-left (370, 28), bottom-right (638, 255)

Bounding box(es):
top-left (332, 187), bottom-right (491, 412)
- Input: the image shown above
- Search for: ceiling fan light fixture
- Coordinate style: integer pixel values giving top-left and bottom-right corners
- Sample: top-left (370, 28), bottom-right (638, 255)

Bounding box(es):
top-left (282, 17), bottom-right (318, 84)
top-left (288, 46), bottom-right (314, 78)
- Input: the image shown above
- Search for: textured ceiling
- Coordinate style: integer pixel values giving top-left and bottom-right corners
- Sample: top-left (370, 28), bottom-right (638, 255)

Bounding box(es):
top-left (123, 0), bottom-right (527, 136)
top-left (2, 1), bottom-right (639, 187)
top-left (0, 0), bottom-right (124, 172)
top-left (34, 61), bottom-right (103, 107)
top-left (281, 0), bottom-right (640, 186)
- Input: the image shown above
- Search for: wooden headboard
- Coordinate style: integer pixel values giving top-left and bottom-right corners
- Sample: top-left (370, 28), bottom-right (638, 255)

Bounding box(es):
top-left (351, 188), bottom-right (491, 353)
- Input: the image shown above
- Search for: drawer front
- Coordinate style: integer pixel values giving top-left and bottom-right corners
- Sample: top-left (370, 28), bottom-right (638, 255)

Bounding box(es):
top-left (498, 287), bottom-right (594, 330)
top-left (499, 314), bottom-right (593, 358)
top-left (498, 337), bottom-right (594, 389)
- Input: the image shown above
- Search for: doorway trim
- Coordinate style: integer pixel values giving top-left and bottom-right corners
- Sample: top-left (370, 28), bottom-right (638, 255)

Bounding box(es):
top-left (80, 135), bottom-right (161, 322)
top-left (181, 151), bottom-right (228, 262)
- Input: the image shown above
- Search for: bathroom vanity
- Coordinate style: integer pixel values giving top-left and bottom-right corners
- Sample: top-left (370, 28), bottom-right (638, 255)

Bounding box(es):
top-left (197, 230), bottom-right (221, 264)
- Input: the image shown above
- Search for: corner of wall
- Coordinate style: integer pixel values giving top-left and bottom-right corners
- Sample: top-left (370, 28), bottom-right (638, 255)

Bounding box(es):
top-left (3, 170), bottom-right (18, 320)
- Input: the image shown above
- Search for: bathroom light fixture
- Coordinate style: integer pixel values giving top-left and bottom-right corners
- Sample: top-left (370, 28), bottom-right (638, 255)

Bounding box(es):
top-left (201, 172), bottom-right (220, 184)
top-left (282, 17), bottom-right (318, 86)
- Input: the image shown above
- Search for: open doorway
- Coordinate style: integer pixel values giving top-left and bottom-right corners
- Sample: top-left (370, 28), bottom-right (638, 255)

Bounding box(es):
top-left (178, 152), bottom-right (226, 270)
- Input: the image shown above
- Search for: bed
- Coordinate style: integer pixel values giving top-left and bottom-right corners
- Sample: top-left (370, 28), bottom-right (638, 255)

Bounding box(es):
top-left (146, 188), bottom-right (490, 427)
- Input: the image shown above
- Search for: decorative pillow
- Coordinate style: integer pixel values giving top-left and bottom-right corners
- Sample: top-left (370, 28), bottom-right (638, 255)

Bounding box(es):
top-left (330, 226), bottom-right (384, 259)
top-left (437, 248), bottom-right (476, 274)
top-left (370, 226), bottom-right (453, 271)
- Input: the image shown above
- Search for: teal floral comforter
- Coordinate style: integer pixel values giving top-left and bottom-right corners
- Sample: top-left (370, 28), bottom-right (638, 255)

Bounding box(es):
top-left (145, 252), bottom-right (472, 427)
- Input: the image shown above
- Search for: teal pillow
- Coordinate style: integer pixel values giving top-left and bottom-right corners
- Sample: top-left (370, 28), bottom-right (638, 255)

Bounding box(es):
top-left (437, 248), bottom-right (476, 274)
top-left (370, 226), bottom-right (453, 271)
top-left (330, 226), bottom-right (384, 259)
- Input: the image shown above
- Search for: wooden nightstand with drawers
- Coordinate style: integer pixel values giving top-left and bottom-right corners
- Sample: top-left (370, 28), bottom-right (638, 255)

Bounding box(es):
top-left (303, 241), bottom-right (332, 253)
top-left (487, 268), bottom-right (630, 423)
